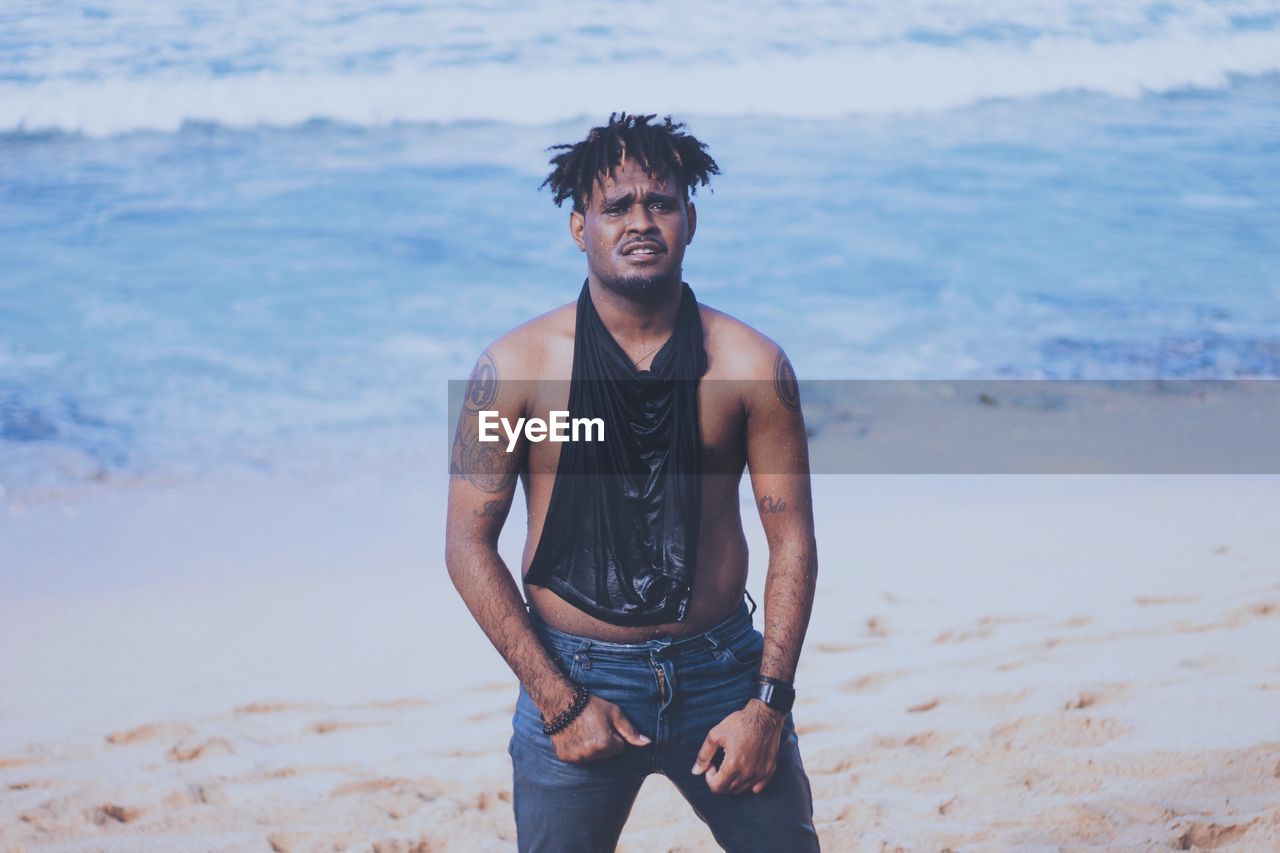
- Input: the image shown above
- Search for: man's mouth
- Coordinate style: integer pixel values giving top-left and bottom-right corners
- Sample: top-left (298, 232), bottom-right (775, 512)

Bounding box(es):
top-left (621, 241), bottom-right (665, 256)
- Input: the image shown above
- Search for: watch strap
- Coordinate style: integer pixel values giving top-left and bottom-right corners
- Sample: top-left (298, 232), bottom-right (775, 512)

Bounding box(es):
top-left (754, 675), bottom-right (796, 714)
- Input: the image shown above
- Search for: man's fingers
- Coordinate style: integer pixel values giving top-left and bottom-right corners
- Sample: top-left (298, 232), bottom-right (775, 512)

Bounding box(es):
top-left (751, 763), bottom-right (777, 794)
top-left (691, 731), bottom-right (723, 775)
top-left (609, 706), bottom-right (651, 747)
top-left (704, 764), bottom-right (725, 793)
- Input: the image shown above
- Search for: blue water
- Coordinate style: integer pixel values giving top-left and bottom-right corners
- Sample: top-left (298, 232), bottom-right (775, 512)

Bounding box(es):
top-left (2, 2), bottom-right (1280, 496)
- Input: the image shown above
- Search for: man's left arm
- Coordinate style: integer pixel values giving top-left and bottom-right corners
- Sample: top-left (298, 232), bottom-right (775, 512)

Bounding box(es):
top-left (693, 345), bottom-right (818, 795)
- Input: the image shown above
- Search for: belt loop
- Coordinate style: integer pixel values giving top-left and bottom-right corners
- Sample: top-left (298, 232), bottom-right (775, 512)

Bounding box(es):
top-left (745, 590), bottom-right (758, 617)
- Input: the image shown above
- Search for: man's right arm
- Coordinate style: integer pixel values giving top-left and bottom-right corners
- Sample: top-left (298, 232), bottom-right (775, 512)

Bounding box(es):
top-left (445, 348), bottom-right (575, 714)
top-left (443, 345), bottom-right (649, 761)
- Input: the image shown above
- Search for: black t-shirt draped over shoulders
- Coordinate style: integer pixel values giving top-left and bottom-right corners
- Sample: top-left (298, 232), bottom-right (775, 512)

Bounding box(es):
top-left (524, 278), bottom-right (707, 626)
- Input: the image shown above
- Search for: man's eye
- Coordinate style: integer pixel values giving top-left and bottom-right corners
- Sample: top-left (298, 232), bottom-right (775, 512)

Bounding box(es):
top-left (650, 202), bottom-right (670, 211)
top-left (604, 207), bottom-right (624, 216)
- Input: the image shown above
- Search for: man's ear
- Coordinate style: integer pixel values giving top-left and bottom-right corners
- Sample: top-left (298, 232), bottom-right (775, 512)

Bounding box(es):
top-left (569, 209), bottom-right (586, 252)
top-left (685, 200), bottom-right (697, 245)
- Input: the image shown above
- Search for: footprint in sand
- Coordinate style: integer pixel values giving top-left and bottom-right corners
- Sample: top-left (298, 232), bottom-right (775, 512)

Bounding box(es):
top-left (1163, 600), bottom-right (1280, 635)
top-left (446, 747), bottom-right (491, 758)
top-left (974, 688), bottom-right (1032, 710)
top-left (1065, 691), bottom-right (1100, 710)
top-left (344, 777), bottom-right (442, 821)
top-left (167, 736), bottom-right (236, 762)
top-left (814, 641), bottom-right (870, 654)
top-left (332, 773), bottom-right (412, 794)
top-left (371, 836), bottom-right (437, 853)
top-left (933, 614), bottom-right (1028, 644)
top-left (991, 714), bottom-right (1130, 748)
top-left (1062, 683), bottom-right (1129, 711)
top-left (1174, 820), bottom-right (1255, 850)
top-left (466, 707), bottom-right (509, 723)
top-left (467, 790), bottom-right (512, 812)
top-left (235, 700), bottom-right (326, 715)
top-left (364, 697), bottom-right (431, 710)
top-left (106, 721), bottom-right (194, 745)
top-left (160, 783), bottom-right (224, 808)
top-left (840, 671), bottom-right (901, 693)
top-left (0, 755), bottom-right (41, 770)
top-left (1134, 593), bottom-right (1201, 606)
top-left (91, 803), bottom-right (144, 825)
top-left (811, 755), bottom-right (862, 775)
top-left (1177, 654), bottom-right (1235, 671)
top-left (268, 830), bottom-right (367, 852)
top-left (309, 719), bottom-right (384, 735)
top-left (871, 730), bottom-right (949, 750)
top-left (795, 720), bottom-right (836, 736)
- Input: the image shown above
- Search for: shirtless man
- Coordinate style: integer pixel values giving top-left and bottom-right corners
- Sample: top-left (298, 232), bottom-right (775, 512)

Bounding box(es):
top-left (445, 113), bottom-right (820, 851)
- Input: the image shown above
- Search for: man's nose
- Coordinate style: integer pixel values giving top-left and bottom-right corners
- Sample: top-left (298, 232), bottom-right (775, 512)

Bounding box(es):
top-left (624, 203), bottom-right (658, 232)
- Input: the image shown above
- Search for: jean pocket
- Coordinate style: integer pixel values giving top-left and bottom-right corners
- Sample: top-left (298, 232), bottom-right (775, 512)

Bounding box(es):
top-left (717, 628), bottom-right (765, 670)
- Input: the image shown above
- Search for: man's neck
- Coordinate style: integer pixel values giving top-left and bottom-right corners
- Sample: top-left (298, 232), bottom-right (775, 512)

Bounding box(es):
top-left (586, 274), bottom-right (683, 349)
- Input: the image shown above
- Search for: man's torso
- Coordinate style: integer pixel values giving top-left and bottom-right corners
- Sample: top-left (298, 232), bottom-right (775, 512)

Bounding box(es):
top-left (508, 299), bottom-right (762, 642)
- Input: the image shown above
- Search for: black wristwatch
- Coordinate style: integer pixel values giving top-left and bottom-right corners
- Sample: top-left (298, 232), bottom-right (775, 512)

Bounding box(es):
top-left (754, 675), bottom-right (795, 714)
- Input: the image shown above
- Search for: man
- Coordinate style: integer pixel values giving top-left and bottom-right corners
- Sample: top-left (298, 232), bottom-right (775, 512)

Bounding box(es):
top-left (445, 113), bottom-right (820, 851)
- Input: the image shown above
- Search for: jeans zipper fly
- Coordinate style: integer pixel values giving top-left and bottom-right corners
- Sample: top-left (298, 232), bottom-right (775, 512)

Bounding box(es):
top-left (653, 660), bottom-right (667, 701)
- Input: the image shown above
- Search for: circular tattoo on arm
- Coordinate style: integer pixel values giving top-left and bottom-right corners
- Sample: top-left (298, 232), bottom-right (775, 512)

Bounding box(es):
top-left (450, 426), bottom-right (519, 493)
top-left (773, 350), bottom-right (800, 411)
top-left (464, 351), bottom-right (499, 413)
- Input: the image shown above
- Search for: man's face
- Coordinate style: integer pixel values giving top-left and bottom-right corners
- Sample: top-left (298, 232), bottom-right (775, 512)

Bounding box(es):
top-left (570, 159), bottom-right (697, 300)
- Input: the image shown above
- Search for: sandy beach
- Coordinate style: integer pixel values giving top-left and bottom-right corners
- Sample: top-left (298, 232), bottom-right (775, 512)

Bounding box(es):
top-left (2, 467), bottom-right (1278, 851)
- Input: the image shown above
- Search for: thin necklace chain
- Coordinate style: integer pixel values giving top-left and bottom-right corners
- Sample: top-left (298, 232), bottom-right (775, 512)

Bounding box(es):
top-left (631, 340), bottom-right (665, 369)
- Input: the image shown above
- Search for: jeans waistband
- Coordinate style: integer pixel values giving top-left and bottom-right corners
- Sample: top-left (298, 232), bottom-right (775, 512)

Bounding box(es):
top-left (528, 597), bottom-right (755, 662)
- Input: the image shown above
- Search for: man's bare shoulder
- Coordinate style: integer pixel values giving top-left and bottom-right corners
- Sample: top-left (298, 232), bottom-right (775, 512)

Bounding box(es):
top-left (480, 300), bottom-right (576, 380)
top-left (698, 303), bottom-right (786, 381)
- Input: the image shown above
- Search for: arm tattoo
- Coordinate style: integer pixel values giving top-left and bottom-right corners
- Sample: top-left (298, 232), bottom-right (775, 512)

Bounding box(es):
top-left (464, 351), bottom-right (499, 413)
top-left (451, 351), bottom-right (520, 493)
top-left (758, 495), bottom-right (787, 514)
top-left (773, 350), bottom-right (800, 411)
top-left (474, 498), bottom-right (509, 518)
top-left (451, 419), bottom-right (520, 493)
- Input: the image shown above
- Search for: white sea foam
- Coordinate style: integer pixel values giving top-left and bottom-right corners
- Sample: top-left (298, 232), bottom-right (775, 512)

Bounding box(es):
top-left (3, 1), bottom-right (1280, 136)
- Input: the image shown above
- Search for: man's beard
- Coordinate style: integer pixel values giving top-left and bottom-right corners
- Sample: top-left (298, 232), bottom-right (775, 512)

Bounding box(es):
top-left (597, 267), bottom-right (678, 302)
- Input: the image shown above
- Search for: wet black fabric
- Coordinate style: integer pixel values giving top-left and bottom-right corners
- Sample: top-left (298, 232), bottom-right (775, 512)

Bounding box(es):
top-left (524, 278), bottom-right (707, 626)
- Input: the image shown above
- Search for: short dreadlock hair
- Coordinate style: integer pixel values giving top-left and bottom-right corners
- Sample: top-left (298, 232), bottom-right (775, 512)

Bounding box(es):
top-left (541, 112), bottom-right (720, 214)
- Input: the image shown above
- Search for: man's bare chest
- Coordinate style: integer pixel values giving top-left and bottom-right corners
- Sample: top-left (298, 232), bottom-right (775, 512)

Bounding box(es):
top-left (521, 378), bottom-right (746, 477)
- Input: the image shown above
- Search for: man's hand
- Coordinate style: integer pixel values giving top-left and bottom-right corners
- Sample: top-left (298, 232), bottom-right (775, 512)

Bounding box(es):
top-left (691, 700), bottom-right (786, 794)
top-left (551, 696), bottom-right (651, 763)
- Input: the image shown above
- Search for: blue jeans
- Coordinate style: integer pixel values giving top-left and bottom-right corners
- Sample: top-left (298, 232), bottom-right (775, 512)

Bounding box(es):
top-left (509, 599), bottom-right (821, 852)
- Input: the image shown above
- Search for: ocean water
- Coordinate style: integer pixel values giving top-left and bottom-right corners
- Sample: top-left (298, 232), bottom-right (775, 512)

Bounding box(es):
top-left (2, 1), bottom-right (1279, 497)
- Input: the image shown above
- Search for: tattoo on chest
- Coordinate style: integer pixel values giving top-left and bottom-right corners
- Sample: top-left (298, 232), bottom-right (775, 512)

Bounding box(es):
top-left (759, 495), bottom-right (787, 514)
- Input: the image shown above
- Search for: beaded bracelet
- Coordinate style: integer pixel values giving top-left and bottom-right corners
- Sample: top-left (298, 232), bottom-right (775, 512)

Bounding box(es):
top-left (542, 685), bottom-right (591, 736)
